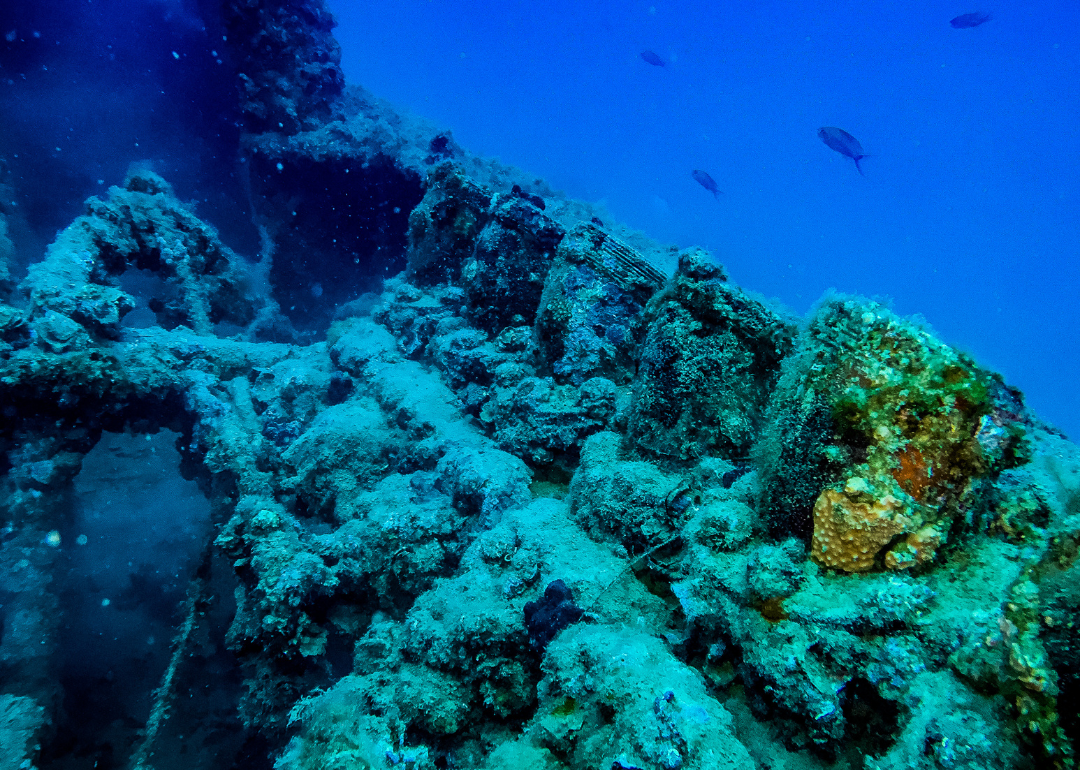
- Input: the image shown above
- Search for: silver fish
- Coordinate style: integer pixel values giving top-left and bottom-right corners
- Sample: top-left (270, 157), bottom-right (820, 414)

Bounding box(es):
top-left (818, 127), bottom-right (867, 176)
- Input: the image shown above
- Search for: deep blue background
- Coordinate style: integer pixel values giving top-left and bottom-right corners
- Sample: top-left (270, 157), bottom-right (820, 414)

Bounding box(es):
top-left (329, 0), bottom-right (1080, 437)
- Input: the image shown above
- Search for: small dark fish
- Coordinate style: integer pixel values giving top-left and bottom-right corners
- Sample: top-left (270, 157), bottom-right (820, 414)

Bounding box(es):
top-left (950, 11), bottom-right (992, 28)
top-left (692, 169), bottom-right (722, 199)
top-left (818, 127), bottom-right (867, 176)
top-left (640, 50), bottom-right (665, 67)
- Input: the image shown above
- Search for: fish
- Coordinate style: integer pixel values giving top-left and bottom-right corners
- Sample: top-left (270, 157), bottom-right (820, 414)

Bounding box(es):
top-left (692, 169), bottom-right (722, 199)
top-left (640, 50), bottom-right (665, 67)
top-left (818, 127), bottom-right (867, 176)
top-left (950, 11), bottom-right (992, 28)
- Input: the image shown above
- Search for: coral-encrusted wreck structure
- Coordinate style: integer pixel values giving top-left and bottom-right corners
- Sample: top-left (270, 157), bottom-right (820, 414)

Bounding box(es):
top-left (1, 1), bottom-right (1079, 769)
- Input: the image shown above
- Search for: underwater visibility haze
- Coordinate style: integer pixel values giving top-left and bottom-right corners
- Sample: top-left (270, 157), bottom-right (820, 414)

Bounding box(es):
top-left (329, 0), bottom-right (1080, 439)
top-left (0, 1), bottom-right (1079, 769)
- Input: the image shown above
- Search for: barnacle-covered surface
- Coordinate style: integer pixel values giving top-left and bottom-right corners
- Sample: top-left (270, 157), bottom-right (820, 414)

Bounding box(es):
top-left (24, 170), bottom-right (278, 342)
top-left (1, 2), bottom-right (1079, 770)
top-left (630, 249), bottom-right (797, 462)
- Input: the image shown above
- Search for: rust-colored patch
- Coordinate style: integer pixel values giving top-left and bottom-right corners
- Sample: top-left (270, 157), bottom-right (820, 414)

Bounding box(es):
top-left (892, 446), bottom-right (930, 500)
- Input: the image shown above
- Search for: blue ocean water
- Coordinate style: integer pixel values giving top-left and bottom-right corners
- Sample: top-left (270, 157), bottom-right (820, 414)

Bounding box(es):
top-left (329, 0), bottom-right (1080, 437)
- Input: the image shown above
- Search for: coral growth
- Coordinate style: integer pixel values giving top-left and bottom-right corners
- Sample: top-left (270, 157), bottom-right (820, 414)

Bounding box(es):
top-left (24, 169), bottom-right (275, 340)
top-left (630, 249), bottom-right (796, 461)
top-left (2, 5), bottom-right (1079, 770)
top-left (758, 297), bottom-right (1029, 571)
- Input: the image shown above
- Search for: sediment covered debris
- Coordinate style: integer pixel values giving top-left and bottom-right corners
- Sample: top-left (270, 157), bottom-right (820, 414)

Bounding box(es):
top-left (1, 2), bottom-right (1078, 769)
